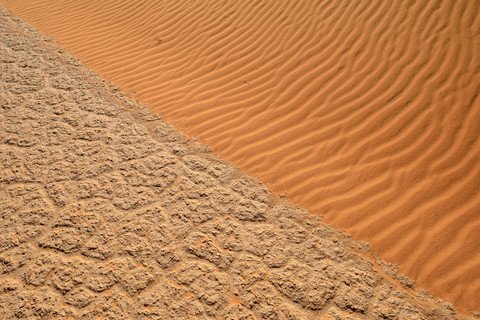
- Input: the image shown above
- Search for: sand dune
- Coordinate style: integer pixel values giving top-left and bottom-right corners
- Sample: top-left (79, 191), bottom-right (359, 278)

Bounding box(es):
top-left (1, 0), bottom-right (479, 313)
top-left (0, 7), bottom-right (465, 318)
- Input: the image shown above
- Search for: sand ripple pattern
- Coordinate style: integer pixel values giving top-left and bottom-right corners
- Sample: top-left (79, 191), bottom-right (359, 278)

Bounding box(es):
top-left (1, 0), bottom-right (479, 313)
top-left (0, 8), bottom-right (464, 319)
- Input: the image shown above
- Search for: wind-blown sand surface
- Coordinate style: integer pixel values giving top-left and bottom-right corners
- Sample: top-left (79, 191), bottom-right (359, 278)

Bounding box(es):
top-left (1, 7), bottom-right (472, 319)
top-left (1, 0), bottom-right (479, 314)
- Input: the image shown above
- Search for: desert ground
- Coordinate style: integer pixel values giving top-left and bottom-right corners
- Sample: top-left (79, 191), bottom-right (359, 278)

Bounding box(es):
top-left (1, 7), bottom-right (472, 319)
top-left (0, 0), bottom-right (479, 318)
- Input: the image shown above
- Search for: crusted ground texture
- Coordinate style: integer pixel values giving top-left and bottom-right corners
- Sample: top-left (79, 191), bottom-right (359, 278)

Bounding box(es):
top-left (0, 7), bottom-right (472, 320)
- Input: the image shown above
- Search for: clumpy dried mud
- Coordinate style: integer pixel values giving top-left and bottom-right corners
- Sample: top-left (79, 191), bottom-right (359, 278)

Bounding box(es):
top-left (0, 7), bottom-right (475, 320)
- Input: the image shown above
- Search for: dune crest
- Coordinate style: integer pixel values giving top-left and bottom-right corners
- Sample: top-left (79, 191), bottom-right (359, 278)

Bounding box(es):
top-left (1, 0), bottom-right (479, 313)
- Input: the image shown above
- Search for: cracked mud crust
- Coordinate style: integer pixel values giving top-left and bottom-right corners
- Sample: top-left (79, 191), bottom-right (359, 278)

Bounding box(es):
top-left (0, 6), bottom-right (475, 320)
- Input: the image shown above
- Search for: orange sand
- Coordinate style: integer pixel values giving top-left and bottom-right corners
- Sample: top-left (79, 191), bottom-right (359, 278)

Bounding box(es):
top-left (2, 0), bottom-right (479, 313)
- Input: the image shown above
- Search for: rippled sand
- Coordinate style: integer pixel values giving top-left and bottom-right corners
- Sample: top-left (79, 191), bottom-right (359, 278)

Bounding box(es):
top-left (1, 0), bottom-right (479, 313)
top-left (2, 6), bottom-right (472, 318)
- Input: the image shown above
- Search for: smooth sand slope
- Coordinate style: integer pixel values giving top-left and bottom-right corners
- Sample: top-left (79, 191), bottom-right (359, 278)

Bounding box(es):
top-left (1, 0), bottom-right (479, 313)
top-left (0, 7), bottom-right (469, 319)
